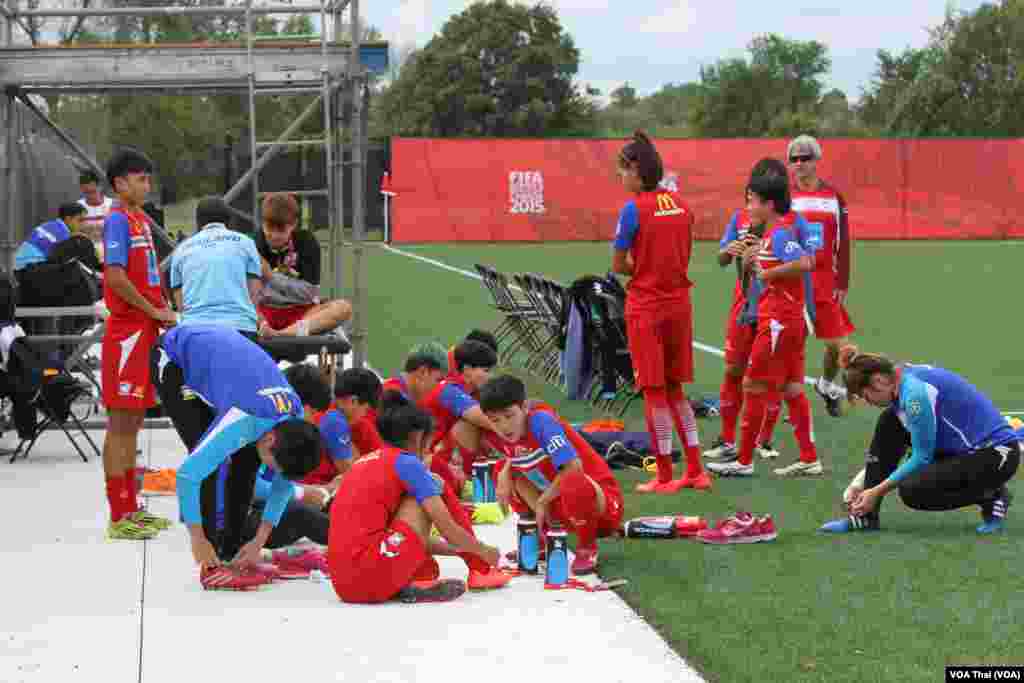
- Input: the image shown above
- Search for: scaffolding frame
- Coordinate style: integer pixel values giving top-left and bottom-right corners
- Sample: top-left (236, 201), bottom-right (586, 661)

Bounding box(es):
top-left (0, 0), bottom-right (378, 367)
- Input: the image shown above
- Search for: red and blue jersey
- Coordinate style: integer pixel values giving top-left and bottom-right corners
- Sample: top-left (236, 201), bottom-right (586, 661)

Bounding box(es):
top-left (422, 375), bottom-right (478, 448)
top-left (756, 220), bottom-right (810, 322)
top-left (719, 209), bottom-right (758, 305)
top-left (612, 189), bottom-right (694, 315)
top-left (103, 206), bottom-right (164, 322)
top-left (329, 446), bottom-right (441, 553)
top-left (486, 404), bottom-right (619, 495)
top-left (791, 181), bottom-right (850, 300)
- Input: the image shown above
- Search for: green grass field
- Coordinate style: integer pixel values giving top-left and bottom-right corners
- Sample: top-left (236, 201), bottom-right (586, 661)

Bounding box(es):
top-left (352, 240), bottom-right (1023, 683)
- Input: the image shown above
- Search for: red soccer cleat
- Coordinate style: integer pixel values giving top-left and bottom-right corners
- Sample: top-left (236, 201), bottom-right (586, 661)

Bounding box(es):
top-left (635, 478), bottom-right (665, 494)
top-left (271, 548), bottom-right (329, 578)
top-left (677, 470), bottom-right (714, 491)
top-left (696, 513), bottom-right (777, 545)
top-left (468, 567), bottom-right (513, 591)
top-left (200, 566), bottom-right (272, 591)
top-left (246, 562), bottom-right (284, 582)
top-left (571, 546), bottom-right (599, 575)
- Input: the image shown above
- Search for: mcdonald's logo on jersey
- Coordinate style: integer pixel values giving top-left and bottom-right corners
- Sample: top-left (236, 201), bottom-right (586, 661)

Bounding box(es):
top-left (654, 193), bottom-right (685, 217)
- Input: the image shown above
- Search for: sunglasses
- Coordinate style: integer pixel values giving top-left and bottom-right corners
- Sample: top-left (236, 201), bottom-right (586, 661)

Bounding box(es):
top-left (790, 154), bottom-right (815, 163)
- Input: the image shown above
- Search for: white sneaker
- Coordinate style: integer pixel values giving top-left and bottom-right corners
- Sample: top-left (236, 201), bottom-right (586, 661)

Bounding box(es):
top-left (843, 468), bottom-right (866, 503)
top-left (756, 442), bottom-right (780, 460)
top-left (703, 439), bottom-right (737, 462)
top-left (707, 460), bottom-right (754, 477)
top-left (773, 460), bottom-right (824, 477)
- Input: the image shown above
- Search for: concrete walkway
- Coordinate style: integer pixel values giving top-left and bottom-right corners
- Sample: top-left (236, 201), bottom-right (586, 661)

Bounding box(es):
top-left (2, 425), bottom-right (703, 683)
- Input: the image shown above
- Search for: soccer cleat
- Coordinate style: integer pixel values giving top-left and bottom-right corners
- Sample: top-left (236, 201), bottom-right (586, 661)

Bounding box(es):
top-left (200, 566), bottom-right (271, 591)
top-left (756, 442), bottom-right (780, 460)
top-left (271, 548), bottom-right (329, 577)
top-left (978, 487), bottom-right (1013, 535)
top-left (397, 579), bottom-right (467, 603)
top-left (820, 515), bottom-right (880, 533)
top-left (815, 378), bottom-right (845, 418)
top-left (703, 438), bottom-right (737, 462)
top-left (128, 510), bottom-right (173, 531)
top-left (571, 546), bottom-right (599, 575)
top-left (773, 460), bottom-right (824, 477)
top-left (467, 567), bottom-right (513, 590)
top-left (635, 478), bottom-right (667, 493)
top-left (697, 513), bottom-right (777, 544)
top-left (659, 471), bottom-right (713, 493)
top-left (843, 468), bottom-right (867, 503)
top-left (245, 562), bottom-right (285, 582)
top-left (107, 518), bottom-right (159, 541)
top-left (707, 460), bottom-right (754, 477)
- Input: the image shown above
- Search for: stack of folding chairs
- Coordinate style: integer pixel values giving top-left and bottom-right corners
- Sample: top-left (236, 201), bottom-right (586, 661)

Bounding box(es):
top-left (473, 263), bottom-right (640, 416)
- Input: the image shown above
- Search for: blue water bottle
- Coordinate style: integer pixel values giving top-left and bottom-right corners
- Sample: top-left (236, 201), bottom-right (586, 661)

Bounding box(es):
top-left (472, 461), bottom-right (495, 503)
top-left (517, 515), bottom-right (540, 574)
top-left (545, 523), bottom-right (569, 586)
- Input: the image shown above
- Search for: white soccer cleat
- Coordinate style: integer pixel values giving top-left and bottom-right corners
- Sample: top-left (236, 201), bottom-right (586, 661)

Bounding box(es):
top-left (707, 460), bottom-right (754, 477)
top-left (773, 460), bottom-right (824, 477)
top-left (756, 442), bottom-right (780, 460)
top-left (703, 439), bottom-right (737, 462)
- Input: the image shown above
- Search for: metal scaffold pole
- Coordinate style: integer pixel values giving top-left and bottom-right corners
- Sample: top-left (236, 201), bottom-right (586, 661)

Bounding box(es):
top-left (349, 0), bottom-right (366, 368)
top-left (3, 1), bottom-right (16, 272)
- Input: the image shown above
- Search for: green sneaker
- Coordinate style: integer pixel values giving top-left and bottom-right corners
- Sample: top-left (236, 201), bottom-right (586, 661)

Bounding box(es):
top-left (108, 518), bottom-right (159, 541)
top-left (128, 510), bottom-right (173, 531)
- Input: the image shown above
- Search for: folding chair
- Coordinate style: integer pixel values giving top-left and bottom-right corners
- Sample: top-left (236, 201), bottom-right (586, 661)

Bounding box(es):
top-left (583, 286), bottom-right (641, 418)
top-left (5, 337), bottom-right (100, 463)
top-left (474, 264), bottom-right (545, 366)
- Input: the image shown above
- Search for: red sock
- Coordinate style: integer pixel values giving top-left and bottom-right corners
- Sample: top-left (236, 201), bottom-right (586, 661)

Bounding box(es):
top-left (667, 386), bottom-right (703, 478)
top-left (106, 474), bottom-right (128, 523)
top-left (643, 388), bottom-right (674, 483)
top-left (719, 374), bottom-right (743, 444)
top-left (738, 393), bottom-right (769, 466)
top-left (785, 393), bottom-right (818, 463)
top-left (559, 470), bottom-right (600, 549)
top-left (758, 396), bottom-right (782, 445)
top-left (439, 480), bottom-right (490, 574)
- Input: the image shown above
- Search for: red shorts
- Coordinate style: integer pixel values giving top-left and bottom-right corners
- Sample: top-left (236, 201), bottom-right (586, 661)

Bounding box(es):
top-left (102, 317), bottom-right (159, 410)
top-left (745, 318), bottom-right (807, 387)
top-left (723, 298), bottom-right (756, 367)
top-left (626, 301), bottom-right (693, 389)
top-left (512, 476), bottom-right (624, 539)
top-left (258, 304), bottom-right (315, 331)
top-left (812, 299), bottom-right (856, 340)
top-left (328, 519), bottom-right (428, 604)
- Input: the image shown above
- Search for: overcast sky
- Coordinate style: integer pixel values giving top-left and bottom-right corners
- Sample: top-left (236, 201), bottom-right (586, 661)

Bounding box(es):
top-left (362, 0), bottom-right (989, 102)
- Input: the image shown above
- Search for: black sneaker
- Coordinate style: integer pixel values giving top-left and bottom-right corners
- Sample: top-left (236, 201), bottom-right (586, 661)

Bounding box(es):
top-left (703, 437), bottom-right (738, 462)
top-left (815, 379), bottom-right (844, 418)
top-left (397, 579), bottom-right (467, 604)
top-left (605, 441), bottom-right (646, 470)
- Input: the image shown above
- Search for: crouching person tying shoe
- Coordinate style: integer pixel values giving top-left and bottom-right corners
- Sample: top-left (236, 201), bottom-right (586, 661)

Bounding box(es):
top-left (821, 346), bottom-right (1020, 535)
top-left (327, 394), bottom-right (503, 604)
top-left (151, 326), bottom-right (322, 590)
top-left (480, 375), bottom-right (624, 576)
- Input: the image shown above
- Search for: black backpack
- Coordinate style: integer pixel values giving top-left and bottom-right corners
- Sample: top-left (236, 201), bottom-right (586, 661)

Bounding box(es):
top-left (0, 270), bottom-right (16, 324)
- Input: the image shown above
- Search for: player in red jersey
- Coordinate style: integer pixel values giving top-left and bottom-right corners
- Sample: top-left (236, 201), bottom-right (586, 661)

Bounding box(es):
top-left (706, 158), bottom-right (814, 464)
top-left (611, 131), bottom-right (710, 495)
top-left (445, 330), bottom-right (498, 377)
top-left (327, 395), bottom-right (504, 604)
top-left (707, 174), bottom-right (822, 477)
top-left (100, 149), bottom-right (178, 540)
top-left (788, 135), bottom-right (855, 418)
top-left (421, 341), bottom-right (499, 492)
top-left (481, 375), bottom-right (624, 575)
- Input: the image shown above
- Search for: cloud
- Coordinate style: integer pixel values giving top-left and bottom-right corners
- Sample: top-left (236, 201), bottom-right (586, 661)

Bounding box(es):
top-left (396, 0), bottom-right (430, 47)
top-left (636, 1), bottom-right (698, 35)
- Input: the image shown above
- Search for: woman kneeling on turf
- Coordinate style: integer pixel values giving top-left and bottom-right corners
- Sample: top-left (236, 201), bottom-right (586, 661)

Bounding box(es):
top-left (327, 395), bottom-right (502, 604)
top-left (821, 347), bottom-right (1020, 535)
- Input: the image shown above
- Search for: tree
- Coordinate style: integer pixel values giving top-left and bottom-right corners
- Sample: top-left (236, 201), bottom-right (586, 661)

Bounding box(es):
top-left (610, 83), bottom-right (637, 109)
top-left (861, 1), bottom-right (1024, 136)
top-left (376, 0), bottom-right (594, 137)
top-left (689, 34), bottom-right (831, 137)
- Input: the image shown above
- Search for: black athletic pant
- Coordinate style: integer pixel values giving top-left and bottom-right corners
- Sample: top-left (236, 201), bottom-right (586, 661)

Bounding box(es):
top-left (864, 406), bottom-right (1021, 516)
top-left (150, 344), bottom-right (262, 562)
top-left (242, 499), bottom-right (329, 548)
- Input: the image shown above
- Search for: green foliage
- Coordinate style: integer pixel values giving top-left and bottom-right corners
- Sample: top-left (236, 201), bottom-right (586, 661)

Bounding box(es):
top-left (376, 0), bottom-right (594, 137)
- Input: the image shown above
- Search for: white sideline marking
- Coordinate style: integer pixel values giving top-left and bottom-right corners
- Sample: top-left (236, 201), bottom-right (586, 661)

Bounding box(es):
top-left (380, 244), bottom-right (836, 394)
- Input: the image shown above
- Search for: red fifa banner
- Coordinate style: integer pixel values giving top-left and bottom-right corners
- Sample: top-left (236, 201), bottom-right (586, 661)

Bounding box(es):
top-left (390, 137), bottom-right (1024, 243)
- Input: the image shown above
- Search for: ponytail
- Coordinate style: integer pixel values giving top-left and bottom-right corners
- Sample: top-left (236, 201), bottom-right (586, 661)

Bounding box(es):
top-left (618, 130), bottom-right (664, 192)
